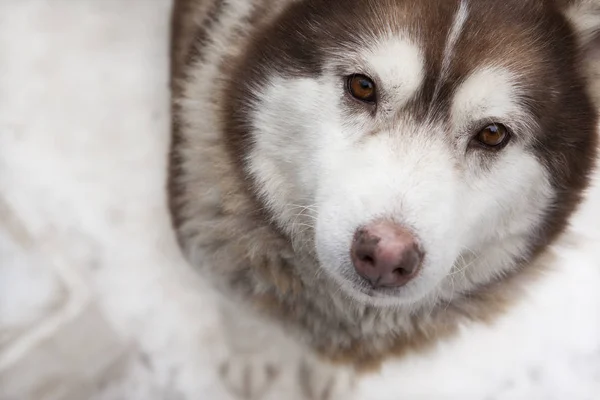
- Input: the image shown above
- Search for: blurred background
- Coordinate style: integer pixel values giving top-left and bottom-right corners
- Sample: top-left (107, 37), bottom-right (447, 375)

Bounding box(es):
top-left (0, 1), bottom-right (599, 399)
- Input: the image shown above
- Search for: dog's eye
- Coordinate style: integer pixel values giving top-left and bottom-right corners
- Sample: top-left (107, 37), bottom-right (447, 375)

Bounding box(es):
top-left (475, 124), bottom-right (510, 148)
top-left (347, 74), bottom-right (376, 103)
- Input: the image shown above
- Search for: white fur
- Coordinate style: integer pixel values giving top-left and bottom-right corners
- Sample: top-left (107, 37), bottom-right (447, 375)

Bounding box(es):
top-left (247, 41), bottom-right (554, 308)
top-left (436, 67), bottom-right (552, 301)
top-left (361, 37), bottom-right (425, 107)
top-left (451, 66), bottom-right (537, 139)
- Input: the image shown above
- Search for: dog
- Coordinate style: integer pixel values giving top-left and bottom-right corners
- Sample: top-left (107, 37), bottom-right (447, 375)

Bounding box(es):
top-left (168, 0), bottom-right (600, 398)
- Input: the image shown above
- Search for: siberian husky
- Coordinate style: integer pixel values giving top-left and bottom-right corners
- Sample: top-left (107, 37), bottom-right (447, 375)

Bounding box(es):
top-left (168, 0), bottom-right (600, 398)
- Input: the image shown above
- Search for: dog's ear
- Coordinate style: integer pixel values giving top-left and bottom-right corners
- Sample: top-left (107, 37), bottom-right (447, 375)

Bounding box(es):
top-left (557, 0), bottom-right (600, 47)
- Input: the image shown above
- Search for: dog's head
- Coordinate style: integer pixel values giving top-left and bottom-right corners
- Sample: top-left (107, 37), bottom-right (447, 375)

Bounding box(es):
top-left (224, 0), bottom-right (599, 307)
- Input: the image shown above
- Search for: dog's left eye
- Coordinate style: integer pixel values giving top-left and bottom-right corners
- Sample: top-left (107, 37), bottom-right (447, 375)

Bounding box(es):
top-left (475, 124), bottom-right (510, 149)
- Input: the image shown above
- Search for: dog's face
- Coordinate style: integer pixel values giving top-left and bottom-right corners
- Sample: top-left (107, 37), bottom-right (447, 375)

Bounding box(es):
top-left (225, 0), bottom-right (598, 307)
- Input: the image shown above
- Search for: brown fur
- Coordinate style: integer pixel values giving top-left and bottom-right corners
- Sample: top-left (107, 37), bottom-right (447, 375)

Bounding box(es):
top-left (168, 0), bottom-right (599, 370)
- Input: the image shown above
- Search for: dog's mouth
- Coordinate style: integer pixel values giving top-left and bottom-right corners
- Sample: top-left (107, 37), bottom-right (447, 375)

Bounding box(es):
top-left (353, 281), bottom-right (408, 298)
top-left (329, 266), bottom-right (429, 305)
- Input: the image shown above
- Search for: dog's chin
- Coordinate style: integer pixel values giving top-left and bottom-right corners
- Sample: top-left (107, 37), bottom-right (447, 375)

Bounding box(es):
top-left (323, 266), bottom-right (434, 309)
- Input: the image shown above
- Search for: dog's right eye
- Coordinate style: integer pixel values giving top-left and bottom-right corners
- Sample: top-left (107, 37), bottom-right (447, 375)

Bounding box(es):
top-left (347, 74), bottom-right (377, 103)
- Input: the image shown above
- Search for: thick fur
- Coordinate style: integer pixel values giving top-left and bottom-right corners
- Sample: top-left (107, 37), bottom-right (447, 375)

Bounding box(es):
top-left (168, 0), bottom-right (600, 392)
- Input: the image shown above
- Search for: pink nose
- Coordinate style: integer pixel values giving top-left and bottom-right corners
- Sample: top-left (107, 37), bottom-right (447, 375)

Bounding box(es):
top-left (351, 221), bottom-right (423, 288)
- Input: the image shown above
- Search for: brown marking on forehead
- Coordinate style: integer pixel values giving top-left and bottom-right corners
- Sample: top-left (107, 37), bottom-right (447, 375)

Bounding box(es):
top-left (408, 1), bottom-right (558, 122)
top-left (449, 2), bottom-right (555, 92)
top-left (399, 0), bottom-right (463, 120)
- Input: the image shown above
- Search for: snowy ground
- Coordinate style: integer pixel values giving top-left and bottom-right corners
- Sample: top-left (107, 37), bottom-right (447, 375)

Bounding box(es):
top-left (0, 1), bottom-right (599, 399)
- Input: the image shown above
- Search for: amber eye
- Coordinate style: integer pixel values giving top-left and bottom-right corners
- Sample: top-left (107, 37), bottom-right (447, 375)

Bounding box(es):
top-left (475, 123), bottom-right (510, 148)
top-left (347, 74), bottom-right (376, 103)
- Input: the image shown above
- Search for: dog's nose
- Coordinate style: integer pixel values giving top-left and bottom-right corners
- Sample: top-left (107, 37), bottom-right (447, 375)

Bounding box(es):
top-left (351, 221), bottom-right (423, 288)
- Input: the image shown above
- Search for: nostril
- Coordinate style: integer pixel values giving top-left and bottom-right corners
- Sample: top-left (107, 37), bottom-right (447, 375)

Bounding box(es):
top-left (353, 231), bottom-right (379, 267)
top-left (394, 267), bottom-right (412, 277)
top-left (359, 254), bottom-right (375, 265)
top-left (391, 247), bottom-right (421, 278)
